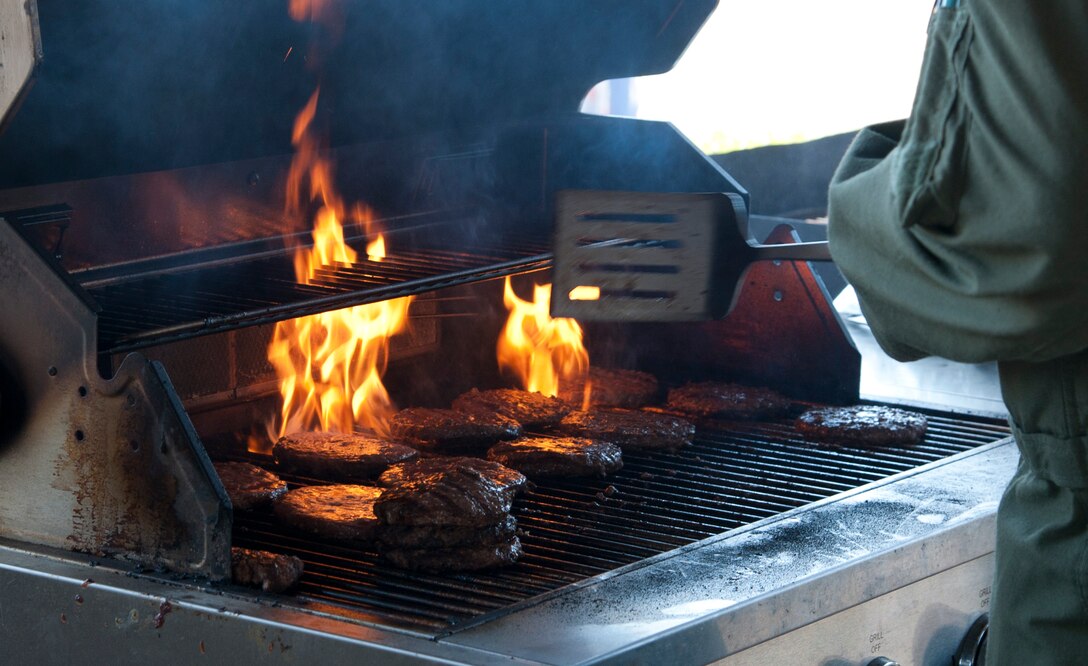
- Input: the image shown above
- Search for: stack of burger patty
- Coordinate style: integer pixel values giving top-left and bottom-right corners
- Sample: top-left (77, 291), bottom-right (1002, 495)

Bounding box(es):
top-left (373, 457), bottom-right (526, 572)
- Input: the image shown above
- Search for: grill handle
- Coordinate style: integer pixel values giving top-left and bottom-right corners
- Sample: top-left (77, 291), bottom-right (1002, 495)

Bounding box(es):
top-left (750, 240), bottom-right (831, 262)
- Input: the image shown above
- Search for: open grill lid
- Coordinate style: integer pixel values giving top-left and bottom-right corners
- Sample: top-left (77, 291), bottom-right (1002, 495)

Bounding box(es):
top-left (0, 0), bottom-right (718, 187)
top-left (0, 0), bottom-right (40, 135)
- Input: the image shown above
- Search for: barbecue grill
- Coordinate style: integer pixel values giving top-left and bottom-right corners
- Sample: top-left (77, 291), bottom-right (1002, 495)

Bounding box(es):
top-left (0, 1), bottom-right (1012, 664)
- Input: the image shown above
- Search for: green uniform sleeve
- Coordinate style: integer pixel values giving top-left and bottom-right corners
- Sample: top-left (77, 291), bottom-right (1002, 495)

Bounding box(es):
top-left (827, 1), bottom-right (1088, 364)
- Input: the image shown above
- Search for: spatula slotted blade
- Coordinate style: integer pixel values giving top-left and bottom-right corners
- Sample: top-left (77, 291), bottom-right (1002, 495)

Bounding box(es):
top-left (551, 190), bottom-right (747, 322)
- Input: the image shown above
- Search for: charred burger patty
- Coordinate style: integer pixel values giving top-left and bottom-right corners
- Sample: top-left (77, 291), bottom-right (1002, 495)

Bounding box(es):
top-left (390, 407), bottom-right (522, 451)
top-left (794, 405), bottom-right (928, 447)
top-left (486, 436), bottom-right (623, 478)
top-left (213, 461), bottom-right (288, 511)
top-left (666, 381), bottom-right (793, 420)
top-left (273, 431), bottom-right (418, 480)
top-left (452, 388), bottom-right (571, 429)
top-left (556, 408), bottom-right (695, 451)
top-left (274, 484), bottom-right (384, 542)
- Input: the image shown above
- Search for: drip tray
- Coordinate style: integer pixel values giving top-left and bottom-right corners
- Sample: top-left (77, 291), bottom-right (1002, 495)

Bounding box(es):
top-left (226, 407), bottom-right (1010, 637)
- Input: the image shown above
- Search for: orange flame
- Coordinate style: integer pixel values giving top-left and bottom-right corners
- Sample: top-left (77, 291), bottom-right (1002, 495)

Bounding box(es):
top-left (261, 85), bottom-right (411, 448)
top-left (288, 0), bottom-right (341, 26)
top-left (497, 277), bottom-right (589, 397)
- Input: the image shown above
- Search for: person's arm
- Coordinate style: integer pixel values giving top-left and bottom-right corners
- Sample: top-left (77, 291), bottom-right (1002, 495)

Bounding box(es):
top-left (828, 0), bottom-right (1088, 364)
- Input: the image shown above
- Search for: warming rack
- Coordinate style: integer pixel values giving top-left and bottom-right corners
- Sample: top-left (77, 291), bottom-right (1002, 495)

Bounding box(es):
top-left (227, 408), bottom-right (1011, 638)
top-left (58, 210), bottom-right (553, 355)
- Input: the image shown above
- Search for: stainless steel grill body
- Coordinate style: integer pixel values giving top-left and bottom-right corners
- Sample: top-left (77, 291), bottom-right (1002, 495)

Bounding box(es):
top-left (0, 437), bottom-right (1016, 664)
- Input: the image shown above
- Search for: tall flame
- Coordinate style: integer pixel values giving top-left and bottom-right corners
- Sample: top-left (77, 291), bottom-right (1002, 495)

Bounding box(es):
top-left (497, 277), bottom-right (588, 397)
top-left (264, 86), bottom-right (411, 446)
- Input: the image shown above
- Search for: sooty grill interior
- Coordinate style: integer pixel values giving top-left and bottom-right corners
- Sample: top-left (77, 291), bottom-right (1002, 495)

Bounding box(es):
top-left (221, 410), bottom-right (1009, 636)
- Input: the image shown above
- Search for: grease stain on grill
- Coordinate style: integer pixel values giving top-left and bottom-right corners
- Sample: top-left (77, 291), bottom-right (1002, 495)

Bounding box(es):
top-left (153, 600), bottom-right (173, 629)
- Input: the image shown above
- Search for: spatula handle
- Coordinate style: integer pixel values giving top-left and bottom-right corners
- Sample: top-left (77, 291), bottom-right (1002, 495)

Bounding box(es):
top-left (751, 240), bottom-right (832, 262)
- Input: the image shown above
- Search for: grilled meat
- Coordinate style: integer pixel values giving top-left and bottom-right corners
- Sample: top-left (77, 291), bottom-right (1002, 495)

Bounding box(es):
top-left (273, 431), bottom-right (418, 480)
top-left (378, 456), bottom-right (527, 495)
top-left (452, 388), bottom-right (571, 429)
top-left (273, 484), bottom-right (383, 542)
top-left (486, 436), bottom-right (622, 478)
top-left (560, 367), bottom-right (660, 409)
top-left (390, 407), bottom-right (521, 452)
top-left (230, 547), bottom-right (304, 593)
top-left (795, 405), bottom-right (928, 447)
top-left (375, 514), bottom-right (518, 550)
top-left (666, 381), bottom-right (793, 420)
top-left (212, 461), bottom-right (288, 511)
top-left (380, 536), bottom-right (523, 573)
top-left (373, 466), bottom-right (517, 527)
top-left (556, 409), bottom-right (695, 451)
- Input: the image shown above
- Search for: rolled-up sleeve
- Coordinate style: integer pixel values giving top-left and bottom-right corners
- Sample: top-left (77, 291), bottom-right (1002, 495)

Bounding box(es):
top-left (828, 0), bottom-right (1088, 364)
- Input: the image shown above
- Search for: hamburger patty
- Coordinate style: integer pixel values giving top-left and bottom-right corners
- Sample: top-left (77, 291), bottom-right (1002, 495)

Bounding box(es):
top-left (390, 407), bottom-right (522, 451)
top-left (556, 409), bottom-right (695, 451)
top-left (560, 367), bottom-right (660, 409)
top-left (666, 381), bottom-right (793, 420)
top-left (374, 514), bottom-right (518, 550)
top-left (795, 405), bottom-right (928, 447)
top-left (452, 388), bottom-right (571, 429)
top-left (213, 461), bottom-right (288, 511)
top-left (273, 431), bottom-right (418, 480)
top-left (273, 484), bottom-right (383, 542)
top-left (373, 466), bottom-right (518, 527)
top-left (380, 537), bottom-right (523, 573)
top-left (486, 436), bottom-right (623, 478)
top-left (230, 547), bottom-right (304, 593)
top-left (377, 456), bottom-right (527, 495)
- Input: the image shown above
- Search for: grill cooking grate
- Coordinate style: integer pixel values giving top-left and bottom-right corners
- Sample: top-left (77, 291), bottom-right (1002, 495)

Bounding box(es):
top-left (228, 409), bottom-right (1010, 637)
top-left (75, 218), bottom-right (551, 354)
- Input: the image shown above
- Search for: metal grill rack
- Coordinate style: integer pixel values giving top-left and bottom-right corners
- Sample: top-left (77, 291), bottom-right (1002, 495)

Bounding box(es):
top-left (227, 408), bottom-right (1011, 637)
top-left (70, 213), bottom-right (552, 355)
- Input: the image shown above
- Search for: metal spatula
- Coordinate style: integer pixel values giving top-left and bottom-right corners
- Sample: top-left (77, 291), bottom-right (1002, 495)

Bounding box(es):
top-left (550, 189), bottom-right (831, 321)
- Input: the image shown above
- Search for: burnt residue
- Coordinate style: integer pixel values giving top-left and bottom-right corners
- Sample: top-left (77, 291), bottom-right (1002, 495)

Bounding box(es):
top-left (54, 358), bottom-right (231, 580)
top-left (153, 600), bottom-right (173, 629)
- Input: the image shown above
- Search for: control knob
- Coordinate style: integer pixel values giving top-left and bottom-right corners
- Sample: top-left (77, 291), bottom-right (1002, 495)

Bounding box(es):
top-left (954, 613), bottom-right (989, 666)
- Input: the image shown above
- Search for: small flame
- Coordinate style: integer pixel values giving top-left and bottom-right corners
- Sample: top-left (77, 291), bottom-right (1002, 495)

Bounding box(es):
top-left (568, 285), bottom-right (601, 301)
top-left (366, 235), bottom-right (386, 262)
top-left (581, 379), bottom-right (594, 412)
top-left (497, 277), bottom-right (588, 397)
top-left (264, 84), bottom-right (410, 447)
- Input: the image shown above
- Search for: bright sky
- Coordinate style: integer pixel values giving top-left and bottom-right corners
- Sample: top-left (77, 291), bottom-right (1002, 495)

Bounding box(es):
top-left (587, 1), bottom-right (934, 153)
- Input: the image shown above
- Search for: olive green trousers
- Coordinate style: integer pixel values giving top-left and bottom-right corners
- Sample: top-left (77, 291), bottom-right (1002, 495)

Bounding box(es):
top-left (988, 456), bottom-right (1088, 664)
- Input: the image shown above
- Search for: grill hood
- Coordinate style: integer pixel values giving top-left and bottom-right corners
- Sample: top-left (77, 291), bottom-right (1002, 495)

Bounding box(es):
top-left (0, 0), bottom-right (717, 187)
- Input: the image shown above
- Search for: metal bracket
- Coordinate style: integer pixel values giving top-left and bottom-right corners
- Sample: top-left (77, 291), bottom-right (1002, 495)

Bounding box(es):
top-left (0, 216), bottom-right (231, 580)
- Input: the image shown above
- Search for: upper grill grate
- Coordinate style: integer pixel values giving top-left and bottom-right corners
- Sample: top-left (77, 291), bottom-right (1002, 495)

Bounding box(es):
top-left (72, 214), bottom-right (551, 354)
